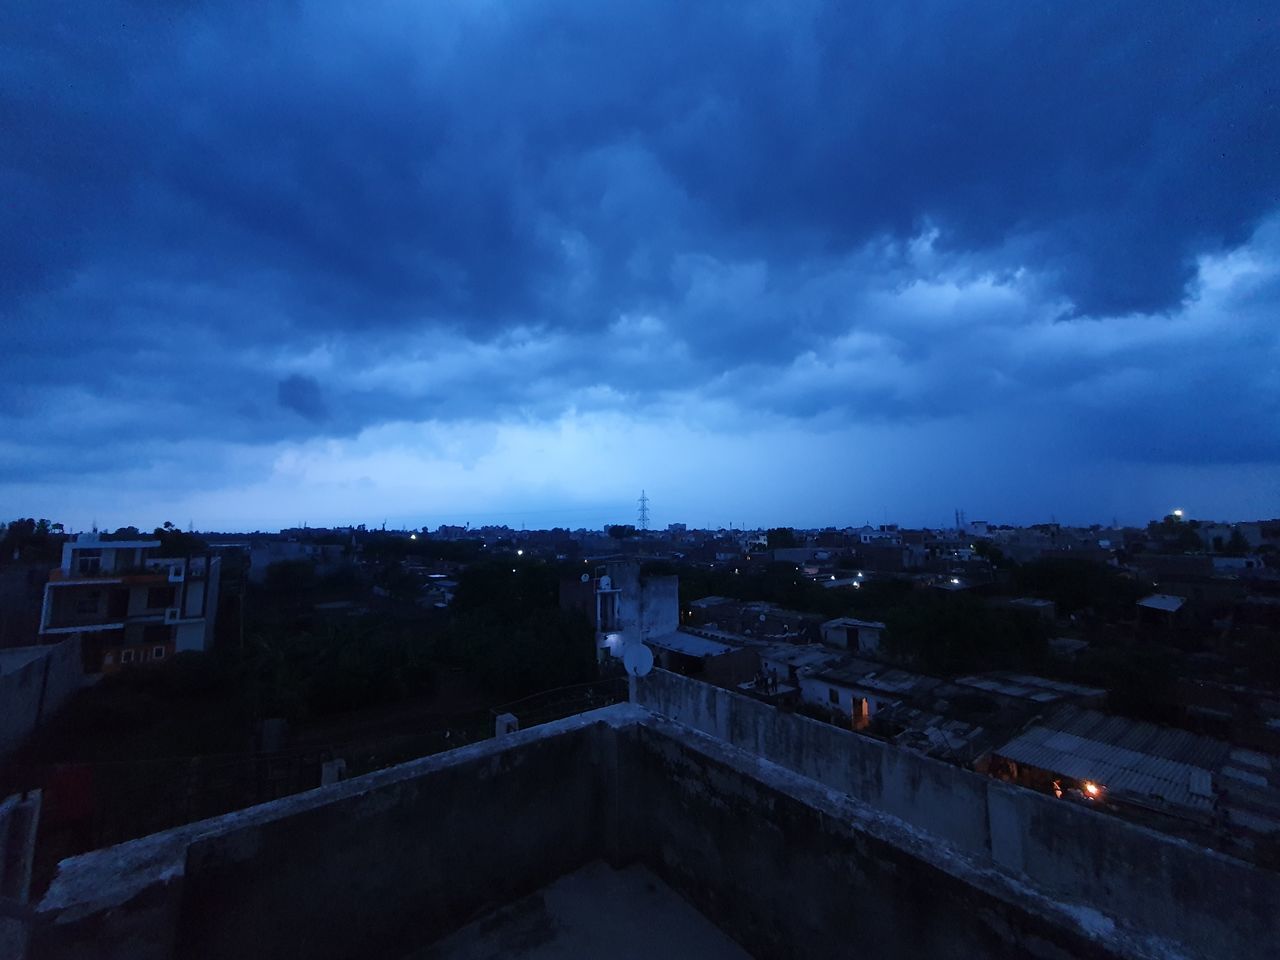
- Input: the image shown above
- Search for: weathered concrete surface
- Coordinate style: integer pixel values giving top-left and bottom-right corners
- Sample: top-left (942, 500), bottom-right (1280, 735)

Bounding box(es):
top-left (623, 718), bottom-right (1155, 960)
top-left (28, 694), bottom-right (1266, 960)
top-left (411, 860), bottom-right (751, 959)
top-left (0, 637), bottom-right (83, 760)
top-left (637, 669), bottom-right (1280, 960)
top-left (0, 791), bottom-right (41, 960)
top-left (0, 791), bottom-right (41, 902)
top-left (30, 706), bottom-right (644, 960)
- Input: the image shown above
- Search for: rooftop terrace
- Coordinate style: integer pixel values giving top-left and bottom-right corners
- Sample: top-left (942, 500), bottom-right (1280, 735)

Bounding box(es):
top-left (12, 672), bottom-right (1280, 960)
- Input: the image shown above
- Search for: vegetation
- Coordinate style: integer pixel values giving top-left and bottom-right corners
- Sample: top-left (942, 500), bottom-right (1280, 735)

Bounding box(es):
top-left (766, 527), bottom-right (799, 549)
top-left (1, 517), bottom-right (65, 566)
top-left (880, 593), bottom-right (1048, 675)
top-left (442, 560), bottom-right (595, 699)
top-left (1011, 558), bottom-right (1145, 617)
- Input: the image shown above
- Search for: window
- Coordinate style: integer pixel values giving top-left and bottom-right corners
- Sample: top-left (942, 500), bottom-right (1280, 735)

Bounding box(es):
top-left (75, 591), bottom-right (101, 614)
top-left (76, 549), bottom-right (102, 575)
top-left (152, 646), bottom-right (166, 660)
top-left (828, 687), bottom-right (840, 705)
top-left (120, 649), bottom-right (135, 664)
top-left (146, 586), bottom-right (174, 609)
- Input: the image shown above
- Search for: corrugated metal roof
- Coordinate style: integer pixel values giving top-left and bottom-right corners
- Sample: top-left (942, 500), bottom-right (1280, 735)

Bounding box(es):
top-left (955, 673), bottom-right (1104, 702)
top-left (1137, 593), bottom-right (1185, 612)
top-left (647, 630), bottom-right (736, 658)
top-left (993, 706), bottom-right (1231, 813)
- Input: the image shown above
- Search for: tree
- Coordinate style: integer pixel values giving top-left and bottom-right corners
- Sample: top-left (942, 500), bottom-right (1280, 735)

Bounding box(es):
top-left (606, 524), bottom-right (637, 540)
top-left (1013, 558), bottom-right (1143, 617)
top-left (2, 517), bottom-right (66, 566)
top-left (766, 527), bottom-right (798, 549)
top-left (152, 527), bottom-right (210, 557)
top-left (262, 559), bottom-right (317, 598)
top-left (1224, 528), bottom-right (1250, 557)
top-left (973, 540), bottom-right (1009, 568)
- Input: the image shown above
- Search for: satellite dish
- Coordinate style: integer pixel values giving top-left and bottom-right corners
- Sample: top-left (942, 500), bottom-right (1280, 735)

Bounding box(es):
top-left (622, 643), bottom-right (653, 677)
top-left (580, 573), bottom-right (590, 583)
top-left (599, 575), bottom-right (612, 590)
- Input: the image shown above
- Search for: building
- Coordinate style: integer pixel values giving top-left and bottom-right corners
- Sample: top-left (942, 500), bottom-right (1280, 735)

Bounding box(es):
top-left (560, 558), bottom-right (678, 663)
top-left (38, 534), bottom-right (221, 673)
top-left (799, 660), bottom-right (938, 729)
top-left (819, 617), bottom-right (885, 654)
top-left (988, 704), bottom-right (1280, 844)
top-left (1136, 592), bottom-right (1185, 627)
top-left (645, 629), bottom-right (759, 688)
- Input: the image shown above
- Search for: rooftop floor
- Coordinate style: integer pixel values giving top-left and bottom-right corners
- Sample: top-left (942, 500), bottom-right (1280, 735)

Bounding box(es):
top-left (412, 861), bottom-right (751, 960)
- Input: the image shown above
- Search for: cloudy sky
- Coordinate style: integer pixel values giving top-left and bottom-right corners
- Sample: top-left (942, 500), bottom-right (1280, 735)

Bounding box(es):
top-left (3, 2), bottom-right (1278, 532)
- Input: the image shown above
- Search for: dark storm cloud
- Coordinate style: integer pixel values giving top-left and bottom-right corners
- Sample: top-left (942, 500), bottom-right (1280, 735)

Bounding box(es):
top-left (2, 0), bottom-right (1279, 498)
top-left (277, 375), bottom-right (328, 423)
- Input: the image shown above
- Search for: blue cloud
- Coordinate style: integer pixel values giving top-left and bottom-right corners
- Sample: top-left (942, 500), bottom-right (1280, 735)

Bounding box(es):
top-left (1, 1), bottom-right (1277, 525)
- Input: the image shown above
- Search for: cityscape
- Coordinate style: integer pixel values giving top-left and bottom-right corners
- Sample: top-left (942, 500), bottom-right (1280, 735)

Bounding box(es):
top-left (4, 2), bottom-right (1279, 958)
top-left (2, 508), bottom-right (1278, 956)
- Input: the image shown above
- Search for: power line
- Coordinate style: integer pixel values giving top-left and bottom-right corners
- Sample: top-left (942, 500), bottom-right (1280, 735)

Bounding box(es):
top-left (637, 490), bottom-right (650, 531)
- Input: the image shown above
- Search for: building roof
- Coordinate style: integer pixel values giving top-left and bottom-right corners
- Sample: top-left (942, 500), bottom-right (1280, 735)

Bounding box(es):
top-left (992, 706), bottom-right (1230, 814)
top-left (954, 673), bottom-right (1104, 703)
top-left (1138, 593), bottom-right (1186, 613)
top-left (647, 630), bottom-right (738, 659)
top-left (757, 643), bottom-right (844, 674)
top-left (814, 660), bottom-right (937, 698)
top-left (688, 596), bottom-right (734, 609)
top-left (821, 617), bottom-right (886, 630)
top-left (70, 537), bottom-right (161, 550)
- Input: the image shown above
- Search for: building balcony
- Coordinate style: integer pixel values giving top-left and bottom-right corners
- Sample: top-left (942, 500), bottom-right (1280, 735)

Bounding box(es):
top-left (48, 566), bottom-right (171, 586)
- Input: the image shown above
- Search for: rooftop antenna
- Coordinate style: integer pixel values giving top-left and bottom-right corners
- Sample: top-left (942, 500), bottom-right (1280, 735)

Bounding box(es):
top-left (637, 490), bottom-right (649, 532)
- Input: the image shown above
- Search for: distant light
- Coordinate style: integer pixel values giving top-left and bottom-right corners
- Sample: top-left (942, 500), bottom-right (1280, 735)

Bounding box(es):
top-left (1083, 781), bottom-right (1101, 798)
top-left (516, 549), bottom-right (523, 556)
top-left (856, 571), bottom-right (863, 578)
top-left (410, 534), bottom-right (417, 540)
top-left (950, 577), bottom-right (961, 585)
top-left (853, 582), bottom-right (861, 589)
top-left (831, 575), bottom-right (837, 581)
top-left (1173, 509), bottom-right (1184, 518)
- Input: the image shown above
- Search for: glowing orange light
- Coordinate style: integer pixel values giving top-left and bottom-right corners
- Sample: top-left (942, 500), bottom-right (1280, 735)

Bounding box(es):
top-left (1083, 781), bottom-right (1101, 798)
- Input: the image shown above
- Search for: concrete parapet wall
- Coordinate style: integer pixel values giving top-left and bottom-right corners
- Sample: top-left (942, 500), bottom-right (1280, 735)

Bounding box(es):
top-left (31, 707), bottom-right (641, 960)
top-left (28, 690), bottom-right (1273, 960)
top-left (624, 718), bottom-right (1130, 960)
top-left (0, 637), bottom-right (82, 760)
top-left (636, 669), bottom-right (1280, 960)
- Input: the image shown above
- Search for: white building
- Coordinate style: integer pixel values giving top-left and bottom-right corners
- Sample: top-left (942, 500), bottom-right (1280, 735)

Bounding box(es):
top-left (39, 534), bottom-right (221, 673)
top-left (566, 559), bottom-right (678, 663)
